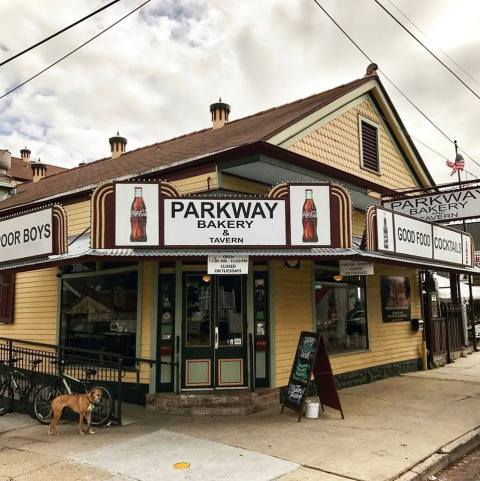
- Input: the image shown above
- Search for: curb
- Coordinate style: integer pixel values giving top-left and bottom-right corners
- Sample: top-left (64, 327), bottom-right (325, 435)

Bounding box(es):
top-left (394, 427), bottom-right (480, 481)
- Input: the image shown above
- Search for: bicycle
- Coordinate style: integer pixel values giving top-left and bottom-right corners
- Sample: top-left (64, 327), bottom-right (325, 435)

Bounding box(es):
top-left (0, 357), bottom-right (44, 417)
top-left (33, 360), bottom-right (113, 426)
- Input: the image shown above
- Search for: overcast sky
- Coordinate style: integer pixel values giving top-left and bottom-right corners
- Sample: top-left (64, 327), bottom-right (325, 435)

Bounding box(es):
top-left (1, 0), bottom-right (479, 185)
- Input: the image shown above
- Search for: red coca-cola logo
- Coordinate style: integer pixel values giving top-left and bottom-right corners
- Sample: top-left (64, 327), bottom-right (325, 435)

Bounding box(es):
top-left (131, 209), bottom-right (147, 217)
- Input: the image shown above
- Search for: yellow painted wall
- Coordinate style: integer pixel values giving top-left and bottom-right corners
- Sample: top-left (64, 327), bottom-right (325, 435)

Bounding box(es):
top-left (288, 98), bottom-right (418, 191)
top-left (220, 173), bottom-right (270, 195)
top-left (273, 261), bottom-right (422, 387)
top-left (272, 260), bottom-right (314, 387)
top-left (331, 264), bottom-right (422, 374)
top-left (0, 267), bottom-right (58, 344)
top-left (352, 209), bottom-right (365, 237)
top-left (137, 261), bottom-right (155, 384)
top-left (171, 172), bottom-right (218, 194)
top-left (64, 200), bottom-right (90, 235)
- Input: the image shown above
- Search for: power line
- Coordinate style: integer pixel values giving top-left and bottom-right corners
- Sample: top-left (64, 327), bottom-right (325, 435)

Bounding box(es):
top-left (310, 0), bottom-right (480, 174)
top-left (0, 0), bottom-right (151, 100)
top-left (374, 0), bottom-right (480, 102)
top-left (0, 0), bottom-right (121, 68)
top-left (385, 0), bottom-right (480, 91)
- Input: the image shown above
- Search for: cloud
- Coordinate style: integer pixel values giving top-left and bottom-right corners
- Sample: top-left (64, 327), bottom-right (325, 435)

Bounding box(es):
top-left (0, 0), bottom-right (479, 186)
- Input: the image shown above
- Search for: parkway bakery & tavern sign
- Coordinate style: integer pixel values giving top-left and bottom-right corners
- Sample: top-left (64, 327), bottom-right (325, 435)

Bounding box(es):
top-left (382, 185), bottom-right (480, 223)
top-left (90, 180), bottom-right (353, 249)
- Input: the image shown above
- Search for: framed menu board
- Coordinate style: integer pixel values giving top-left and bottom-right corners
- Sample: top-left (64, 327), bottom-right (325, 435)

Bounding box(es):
top-left (281, 332), bottom-right (344, 422)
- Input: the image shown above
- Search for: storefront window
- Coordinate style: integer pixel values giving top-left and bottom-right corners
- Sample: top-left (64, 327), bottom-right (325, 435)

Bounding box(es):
top-left (60, 269), bottom-right (138, 364)
top-left (315, 270), bottom-right (368, 354)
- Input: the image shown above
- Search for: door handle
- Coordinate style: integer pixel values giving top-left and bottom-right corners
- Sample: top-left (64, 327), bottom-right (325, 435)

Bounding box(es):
top-left (215, 326), bottom-right (219, 349)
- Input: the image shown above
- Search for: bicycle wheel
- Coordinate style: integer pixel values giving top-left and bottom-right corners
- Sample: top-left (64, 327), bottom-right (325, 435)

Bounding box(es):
top-left (90, 386), bottom-right (113, 426)
top-left (0, 375), bottom-right (13, 416)
top-left (33, 384), bottom-right (64, 425)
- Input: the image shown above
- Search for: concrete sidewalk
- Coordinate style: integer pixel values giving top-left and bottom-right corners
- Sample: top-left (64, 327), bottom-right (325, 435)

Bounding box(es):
top-left (1, 353), bottom-right (480, 481)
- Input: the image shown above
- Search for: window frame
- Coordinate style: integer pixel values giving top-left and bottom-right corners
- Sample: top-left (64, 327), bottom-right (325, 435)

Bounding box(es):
top-left (359, 115), bottom-right (381, 175)
top-left (0, 271), bottom-right (15, 325)
top-left (59, 262), bottom-right (140, 361)
top-left (314, 267), bottom-right (370, 356)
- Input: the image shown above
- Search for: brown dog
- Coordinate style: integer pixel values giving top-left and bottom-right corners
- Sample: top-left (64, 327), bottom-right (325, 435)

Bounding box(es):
top-left (48, 388), bottom-right (103, 436)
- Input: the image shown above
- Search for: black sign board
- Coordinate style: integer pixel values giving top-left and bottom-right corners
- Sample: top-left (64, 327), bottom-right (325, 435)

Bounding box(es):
top-left (281, 332), bottom-right (344, 422)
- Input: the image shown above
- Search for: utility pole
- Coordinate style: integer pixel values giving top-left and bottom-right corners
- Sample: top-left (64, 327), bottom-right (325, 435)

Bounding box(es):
top-left (454, 140), bottom-right (477, 352)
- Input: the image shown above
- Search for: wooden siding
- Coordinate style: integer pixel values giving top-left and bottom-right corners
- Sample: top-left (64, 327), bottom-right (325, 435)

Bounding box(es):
top-left (272, 261), bottom-right (422, 386)
top-left (171, 172), bottom-right (218, 194)
top-left (352, 209), bottom-right (365, 237)
top-left (220, 173), bottom-right (270, 195)
top-left (138, 261), bottom-right (155, 384)
top-left (64, 200), bottom-right (90, 236)
top-left (272, 260), bottom-right (314, 387)
top-left (288, 98), bottom-right (418, 191)
top-left (0, 268), bottom-right (58, 344)
top-left (330, 264), bottom-right (422, 374)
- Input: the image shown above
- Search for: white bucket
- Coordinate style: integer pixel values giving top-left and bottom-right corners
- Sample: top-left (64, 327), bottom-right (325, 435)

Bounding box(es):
top-left (305, 400), bottom-right (320, 419)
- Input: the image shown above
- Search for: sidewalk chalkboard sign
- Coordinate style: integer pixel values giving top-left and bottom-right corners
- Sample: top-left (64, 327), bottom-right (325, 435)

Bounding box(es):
top-left (281, 332), bottom-right (344, 422)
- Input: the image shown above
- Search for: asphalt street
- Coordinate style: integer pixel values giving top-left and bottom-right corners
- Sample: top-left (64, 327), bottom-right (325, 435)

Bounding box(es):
top-left (437, 447), bottom-right (480, 481)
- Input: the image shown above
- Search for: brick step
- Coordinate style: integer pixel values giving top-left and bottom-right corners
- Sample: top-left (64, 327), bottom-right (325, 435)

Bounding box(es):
top-left (146, 388), bottom-right (280, 416)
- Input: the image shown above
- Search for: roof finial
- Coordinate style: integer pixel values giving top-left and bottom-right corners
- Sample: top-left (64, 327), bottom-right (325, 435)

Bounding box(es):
top-left (365, 63), bottom-right (378, 77)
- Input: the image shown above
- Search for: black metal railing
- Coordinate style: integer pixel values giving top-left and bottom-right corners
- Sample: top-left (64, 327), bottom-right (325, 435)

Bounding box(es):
top-left (0, 337), bottom-right (176, 424)
top-left (430, 303), bottom-right (466, 362)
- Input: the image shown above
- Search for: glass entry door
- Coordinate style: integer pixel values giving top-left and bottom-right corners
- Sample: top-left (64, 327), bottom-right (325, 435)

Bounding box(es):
top-left (182, 274), bottom-right (247, 389)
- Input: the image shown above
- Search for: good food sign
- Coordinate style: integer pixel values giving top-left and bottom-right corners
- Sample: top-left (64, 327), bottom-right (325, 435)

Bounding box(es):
top-left (374, 206), bottom-right (473, 267)
top-left (0, 208), bottom-right (54, 263)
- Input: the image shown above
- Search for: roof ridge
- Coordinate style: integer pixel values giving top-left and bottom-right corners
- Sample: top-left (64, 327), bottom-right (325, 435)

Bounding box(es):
top-left (224, 76), bottom-right (368, 127)
top-left (13, 76), bottom-right (369, 185)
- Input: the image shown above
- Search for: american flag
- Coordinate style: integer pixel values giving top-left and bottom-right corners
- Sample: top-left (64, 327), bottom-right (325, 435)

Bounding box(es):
top-left (446, 154), bottom-right (465, 176)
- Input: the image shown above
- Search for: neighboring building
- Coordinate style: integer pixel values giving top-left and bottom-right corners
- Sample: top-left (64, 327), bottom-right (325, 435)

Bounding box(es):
top-left (0, 146), bottom-right (67, 200)
top-left (0, 65), bottom-right (472, 409)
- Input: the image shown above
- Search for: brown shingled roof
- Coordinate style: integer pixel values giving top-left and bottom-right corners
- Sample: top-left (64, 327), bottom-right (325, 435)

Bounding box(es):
top-left (0, 76), bottom-right (374, 212)
top-left (8, 156), bottom-right (67, 182)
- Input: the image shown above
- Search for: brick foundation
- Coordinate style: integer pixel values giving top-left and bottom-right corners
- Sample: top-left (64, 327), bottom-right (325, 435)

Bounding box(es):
top-left (146, 388), bottom-right (281, 416)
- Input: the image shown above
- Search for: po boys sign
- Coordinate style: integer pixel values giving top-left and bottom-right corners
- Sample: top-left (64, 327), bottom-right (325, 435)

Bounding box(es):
top-left (383, 186), bottom-right (480, 223)
top-left (366, 206), bottom-right (474, 268)
top-left (0, 205), bottom-right (68, 264)
top-left (91, 181), bottom-right (352, 249)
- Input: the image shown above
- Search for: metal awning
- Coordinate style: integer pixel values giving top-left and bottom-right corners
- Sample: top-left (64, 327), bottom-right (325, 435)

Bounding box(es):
top-left (0, 232), bottom-right (477, 275)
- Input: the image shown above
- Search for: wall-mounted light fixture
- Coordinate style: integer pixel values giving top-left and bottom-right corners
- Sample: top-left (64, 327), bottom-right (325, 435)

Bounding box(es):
top-left (284, 259), bottom-right (300, 269)
top-left (202, 275), bottom-right (211, 283)
top-left (333, 275), bottom-right (343, 282)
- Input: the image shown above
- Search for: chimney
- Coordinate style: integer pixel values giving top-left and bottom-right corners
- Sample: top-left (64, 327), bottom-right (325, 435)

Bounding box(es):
top-left (0, 149), bottom-right (12, 175)
top-left (364, 63), bottom-right (379, 77)
top-left (20, 146), bottom-right (31, 161)
top-left (31, 158), bottom-right (47, 182)
top-left (210, 98), bottom-right (230, 129)
top-left (109, 131), bottom-right (127, 159)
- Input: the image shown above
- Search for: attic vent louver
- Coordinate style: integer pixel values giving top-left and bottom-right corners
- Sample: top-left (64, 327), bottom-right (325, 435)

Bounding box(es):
top-left (361, 121), bottom-right (379, 172)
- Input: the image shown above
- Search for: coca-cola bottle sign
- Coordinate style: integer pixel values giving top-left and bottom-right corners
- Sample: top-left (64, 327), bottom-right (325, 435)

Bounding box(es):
top-left (130, 187), bottom-right (147, 242)
top-left (114, 183), bottom-right (160, 246)
top-left (289, 185), bottom-right (331, 246)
